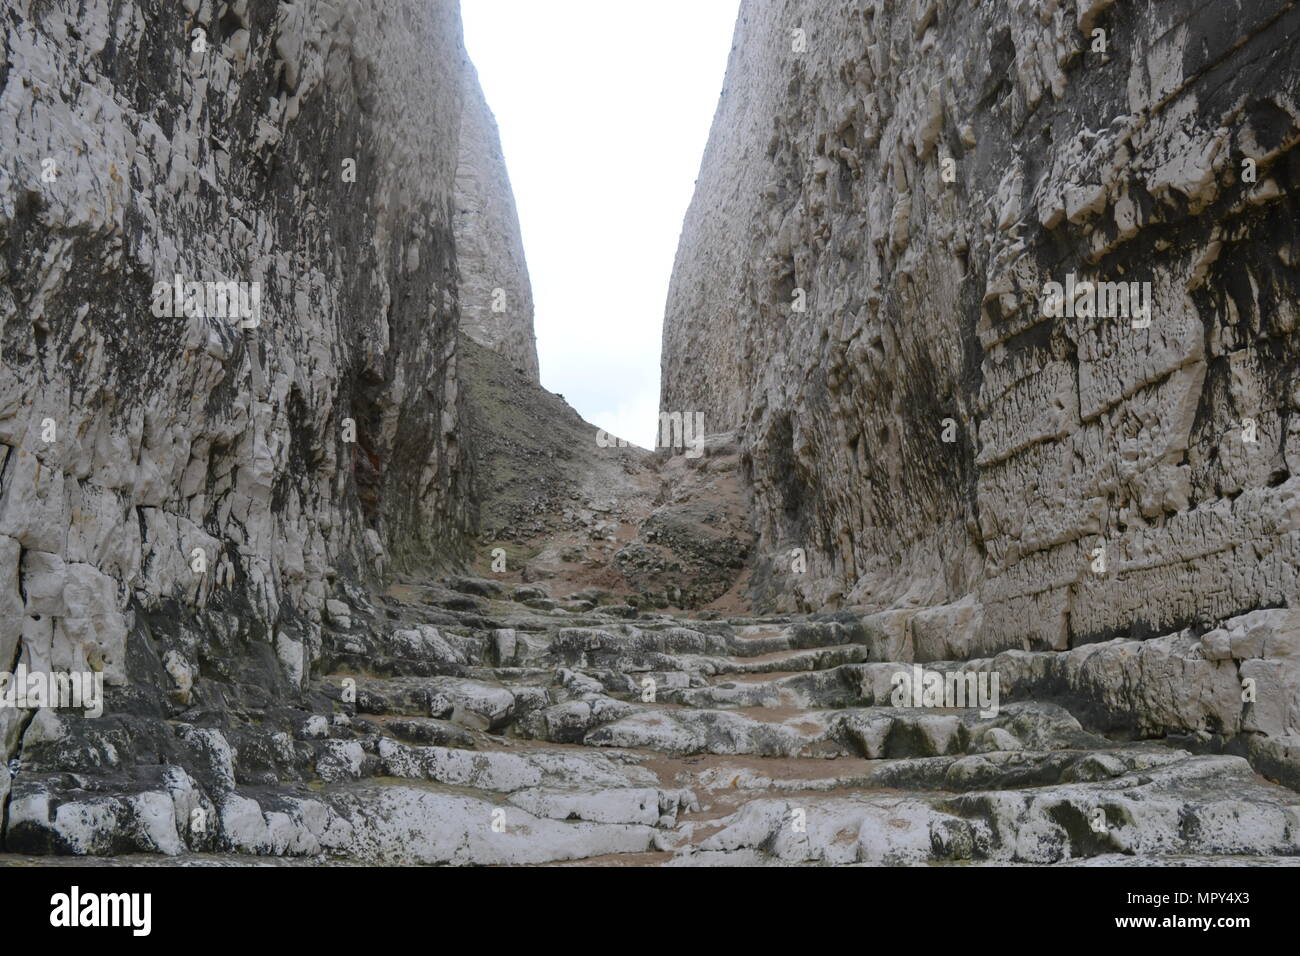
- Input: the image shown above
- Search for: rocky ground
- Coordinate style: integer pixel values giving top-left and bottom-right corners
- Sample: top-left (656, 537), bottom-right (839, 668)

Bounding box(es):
top-left (4, 333), bottom-right (1299, 867)
top-left (5, 567), bottom-right (1300, 866)
top-left (458, 336), bottom-right (755, 615)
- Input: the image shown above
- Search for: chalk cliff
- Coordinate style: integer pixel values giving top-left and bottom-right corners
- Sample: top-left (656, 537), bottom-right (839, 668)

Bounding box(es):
top-left (0, 0), bottom-right (533, 842)
top-left (663, 0), bottom-right (1300, 781)
top-left (454, 64), bottom-right (540, 381)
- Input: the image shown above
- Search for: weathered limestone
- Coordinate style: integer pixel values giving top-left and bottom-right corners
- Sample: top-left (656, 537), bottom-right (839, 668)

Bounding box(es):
top-left (669, 755), bottom-right (1300, 866)
top-left (454, 65), bottom-right (540, 381)
top-left (661, 0), bottom-right (1300, 659)
top-left (5, 577), bottom-right (1300, 865)
top-left (4, 0), bottom-right (1300, 868)
top-left (0, 0), bottom-right (534, 833)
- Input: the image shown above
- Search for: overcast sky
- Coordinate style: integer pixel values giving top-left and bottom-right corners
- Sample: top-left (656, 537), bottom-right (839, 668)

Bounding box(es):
top-left (462, 0), bottom-right (740, 450)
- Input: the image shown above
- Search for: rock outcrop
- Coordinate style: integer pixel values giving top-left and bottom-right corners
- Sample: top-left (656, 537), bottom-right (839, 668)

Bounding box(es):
top-left (661, 0), bottom-right (1300, 787)
top-left (662, 0), bottom-right (1300, 773)
top-left (6, 582), bottom-right (1300, 865)
top-left (0, 0), bottom-right (532, 830)
top-left (458, 333), bottom-right (754, 612)
top-left (454, 65), bottom-right (540, 382)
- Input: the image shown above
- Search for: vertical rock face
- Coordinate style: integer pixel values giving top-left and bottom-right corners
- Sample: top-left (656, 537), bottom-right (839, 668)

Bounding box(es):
top-left (0, 0), bottom-right (531, 803)
top-left (662, 0), bottom-right (1300, 658)
top-left (454, 65), bottom-right (540, 381)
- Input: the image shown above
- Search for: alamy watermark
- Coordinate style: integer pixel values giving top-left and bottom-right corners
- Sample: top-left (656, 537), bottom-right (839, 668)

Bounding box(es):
top-left (151, 275), bottom-right (261, 328)
top-left (50, 886), bottom-right (151, 936)
top-left (597, 411), bottom-right (705, 459)
top-left (1041, 272), bottom-right (1151, 328)
top-left (890, 665), bottom-right (1000, 717)
top-left (0, 665), bottom-right (104, 718)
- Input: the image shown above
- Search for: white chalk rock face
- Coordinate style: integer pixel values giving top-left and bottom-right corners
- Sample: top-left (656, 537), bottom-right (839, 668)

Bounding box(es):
top-left (0, 0), bottom-right (534, 820)
top-left (454, 64), bottom-right (540, 382)
top-left (661, 0), bottom-right (1300, 656)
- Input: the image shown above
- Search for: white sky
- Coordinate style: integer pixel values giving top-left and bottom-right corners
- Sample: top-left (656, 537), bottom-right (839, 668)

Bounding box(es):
top-left (462, 0), bottom-right (740, 450)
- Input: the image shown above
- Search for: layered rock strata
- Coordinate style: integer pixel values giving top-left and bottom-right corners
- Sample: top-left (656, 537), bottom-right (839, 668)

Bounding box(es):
top-left (0, 0), bottom-right (533, 824)
top-left (661, 0), bottom-right (1300, 777)
top-left (7, 581), bottom-right (1300, 864)
top-left (5, 0), bottom-right (1300, 865)
top-left (454, 66), bottom-right (540, 381)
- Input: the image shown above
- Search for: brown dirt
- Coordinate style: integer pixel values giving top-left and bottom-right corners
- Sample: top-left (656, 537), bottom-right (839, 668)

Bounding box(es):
top-left (459, 335), bottom-right (756, 612)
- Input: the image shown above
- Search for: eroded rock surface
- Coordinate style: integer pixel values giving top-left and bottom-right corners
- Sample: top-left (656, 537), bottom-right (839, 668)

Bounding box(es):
top-left (662, 0), bottom-right (1300, 650)
top-left (454, 65), bottom-right (539, 381)
top-left (659, 0), bottom-right (1300, 793)
top-left (3, 0), bottom-right (1300, 867)
top-left (459, 337), bottom-right (754, 613)
top-left (0, 0), bottom-right (534, 844)
top-left (5, 585), bottom-right (1300, 866)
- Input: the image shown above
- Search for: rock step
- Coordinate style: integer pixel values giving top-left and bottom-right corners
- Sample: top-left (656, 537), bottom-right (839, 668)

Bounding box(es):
top-left (320, 675), bottom-right (1105, 759)
top-left (533, 700), bottom-right (1096, 758)
top-left (12, 750), bottom-right (1298, 866)
top-left (666, 746), bottom-right (1191, 794)
top-left (13, 593), bottom-right (1296, 866)
top-left (667, 755), bottom-right (1300, 866)
top-left (317, 723), bottom-right (1151, 794)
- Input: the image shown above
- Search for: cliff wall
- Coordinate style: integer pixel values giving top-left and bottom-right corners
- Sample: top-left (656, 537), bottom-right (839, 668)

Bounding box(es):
top-left (0, 0), bottom-right (532, 818)
top-left (454, 63), bottom-right (539, 381)
top-left (663, 0), bottom-right (1300, 656)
